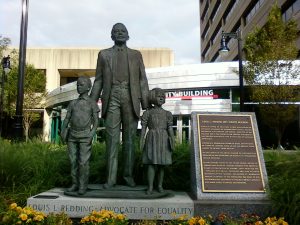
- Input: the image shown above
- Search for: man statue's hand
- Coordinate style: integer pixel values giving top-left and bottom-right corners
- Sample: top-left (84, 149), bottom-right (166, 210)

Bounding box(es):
top-left (61, 128), bottom-right (69, 143)
top-left (140, 138), bottom-right (145, 151)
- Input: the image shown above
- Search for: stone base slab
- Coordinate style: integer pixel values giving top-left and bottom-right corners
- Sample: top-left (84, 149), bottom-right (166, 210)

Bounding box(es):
top-left (194, 200), bottom-right (271, 219)
top-left (27, 188), bottom-right (194, 220)
top-left (27, 188), bottom-right (272, 220)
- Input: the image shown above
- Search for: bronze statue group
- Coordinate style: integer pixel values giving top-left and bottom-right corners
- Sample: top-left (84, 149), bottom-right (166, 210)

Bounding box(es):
top-left (61, 23), bottom-right (175, 196)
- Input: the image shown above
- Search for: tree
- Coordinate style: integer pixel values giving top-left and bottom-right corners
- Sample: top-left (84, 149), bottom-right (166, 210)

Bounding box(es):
top-left (243, 4), bottom-right (300, 149)
top-left (6, 63), bottom-right (46, 141)
top-left (0, 36), bottom-right (12, 137)
top-left (1, 36), bottom-right (46, 141)
top-left (0, 35), bottom-right (11, 57)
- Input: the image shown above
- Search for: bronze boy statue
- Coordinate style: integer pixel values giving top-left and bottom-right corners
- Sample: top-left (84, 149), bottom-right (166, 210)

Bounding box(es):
top-left (61, 76), bottom-right (99, 195)
top-left (140, 88), bottom-right (175, 194)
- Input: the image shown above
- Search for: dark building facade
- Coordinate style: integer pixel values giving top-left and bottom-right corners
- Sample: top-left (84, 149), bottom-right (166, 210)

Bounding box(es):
top-left (200, 0), bottom-right (300, 62)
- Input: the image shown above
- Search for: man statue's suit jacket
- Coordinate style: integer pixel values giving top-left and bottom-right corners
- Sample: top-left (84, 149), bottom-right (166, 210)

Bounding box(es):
top-left (90, 46), bottom-right (149, 118)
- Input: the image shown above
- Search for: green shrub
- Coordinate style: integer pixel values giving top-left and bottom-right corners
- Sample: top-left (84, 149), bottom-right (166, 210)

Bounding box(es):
top-left (164, 141), bottom-right (190, 190)
top-left (264, 151), bottom-right (300, 225)
top-left (89, 142), bottom-right (107, 184)
top-left (0, 139), bottom-right (70, 210)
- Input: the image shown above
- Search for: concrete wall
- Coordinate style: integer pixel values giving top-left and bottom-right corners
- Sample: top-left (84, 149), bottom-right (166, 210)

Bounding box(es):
top-left (25, 47), bottom-right (174, 92)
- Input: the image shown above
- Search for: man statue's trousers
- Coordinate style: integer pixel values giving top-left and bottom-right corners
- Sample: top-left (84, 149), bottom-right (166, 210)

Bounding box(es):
top-left (104, 83), bottom-right (138, 186)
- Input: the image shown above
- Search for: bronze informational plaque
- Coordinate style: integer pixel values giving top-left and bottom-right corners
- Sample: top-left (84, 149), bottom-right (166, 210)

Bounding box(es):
top-left (197, 114), bottom-right (265, 192)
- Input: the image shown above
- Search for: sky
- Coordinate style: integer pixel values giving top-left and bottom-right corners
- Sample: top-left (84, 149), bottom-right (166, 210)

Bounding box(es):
top-left (0, 0), bottom-right (200, 65)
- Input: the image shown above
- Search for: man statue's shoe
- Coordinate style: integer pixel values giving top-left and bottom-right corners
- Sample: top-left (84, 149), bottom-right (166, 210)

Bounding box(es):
top-left (78, 188), bottom-right (87, 195)
top-left (146, 187), bottom-right (153, 195)
top-left (103, 183), bottom-right (114, 189)
top-left (67, 184), bottom-right (78, 192)
top-left (124, 177), bottom-right (136, 187)
top-left (158, 185), bottom-right (164, 193)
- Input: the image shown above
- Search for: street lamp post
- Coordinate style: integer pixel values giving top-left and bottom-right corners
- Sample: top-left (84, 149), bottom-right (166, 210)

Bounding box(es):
top-left (14, 0), bottom-right (29, 139)
top-left (0, 56), bottom-right (11, 137)
top-left (219, 30), bottom-right (245, 112)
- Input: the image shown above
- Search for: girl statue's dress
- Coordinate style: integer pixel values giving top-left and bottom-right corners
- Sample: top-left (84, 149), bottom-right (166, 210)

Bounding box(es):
top-left (141, 107), bottom-right (173, 166)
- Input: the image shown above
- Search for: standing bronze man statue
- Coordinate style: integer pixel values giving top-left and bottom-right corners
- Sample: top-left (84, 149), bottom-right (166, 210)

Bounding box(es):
top-left (91, 23), bottom-right (149, 189)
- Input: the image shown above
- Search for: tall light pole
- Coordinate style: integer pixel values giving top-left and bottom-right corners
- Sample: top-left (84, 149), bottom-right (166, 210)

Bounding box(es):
top-left (0, 56), bottom-right (11, 137)
top-left (14, 0), bottom-right (29, 139)
top-left (219, 30), bottom-right (245, 112)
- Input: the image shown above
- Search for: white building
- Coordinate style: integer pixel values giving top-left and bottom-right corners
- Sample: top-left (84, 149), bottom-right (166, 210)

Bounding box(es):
top-left (46, 61), bottom-right (243, 143)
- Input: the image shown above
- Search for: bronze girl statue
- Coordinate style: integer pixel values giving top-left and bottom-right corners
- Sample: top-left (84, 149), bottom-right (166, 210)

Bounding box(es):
top-left (140, 88), bottom-right (175, 195)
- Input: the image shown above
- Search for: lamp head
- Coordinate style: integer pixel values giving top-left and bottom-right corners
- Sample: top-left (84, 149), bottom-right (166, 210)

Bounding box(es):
top-left (2, 55), bottom-right (11, 74)
top-left (219, 35), bottom-right (230, 57)
top-left (2, 55), bottom-right (11, 68)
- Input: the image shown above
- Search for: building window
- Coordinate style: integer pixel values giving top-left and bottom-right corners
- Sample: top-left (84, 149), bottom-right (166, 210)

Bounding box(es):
top-left (224, 0), bottom-right (236, 22)
top-left (211, 23), bottom-right (222, 45)
top-left (245, 0), bottom-right (265, 24)
top-left (51, 110), bottom-right (61, 144)
top-left (215, 54), bottom-right (222, 62)
top-left (282, 1), bottom-right (300, 22)
top-left (201, 2), bottom-right (209, 21)
top-left (60, 76), bottom-right (78, 86)
top-left (173, 115), bottom-right (191, 143)
top-left (211, 51), bottom-right (219, 62)
top-left (210, 0), bottom-right (221, 22)
top-left (172, 116), bottom-right (178, 140)
top-left (202, 45), bottom-right (210, 60)
top-left (202, 23), bottom-right (209, 40)
top-left (226, 0), bottom-right (241, 21)
top-left (96, 118), bottom-right (106, 142)
top-left (182, 115), bottom-right (191, 142)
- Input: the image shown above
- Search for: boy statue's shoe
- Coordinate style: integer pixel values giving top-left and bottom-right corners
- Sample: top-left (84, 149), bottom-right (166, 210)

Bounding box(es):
top-left (67, 184), bottom-right (78, 192)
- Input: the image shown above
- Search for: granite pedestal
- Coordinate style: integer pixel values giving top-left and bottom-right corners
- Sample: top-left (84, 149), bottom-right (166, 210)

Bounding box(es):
top-left (27, 188), bottom-right (194, 220)
top-left (190, 112), bottom-right (271, 218)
